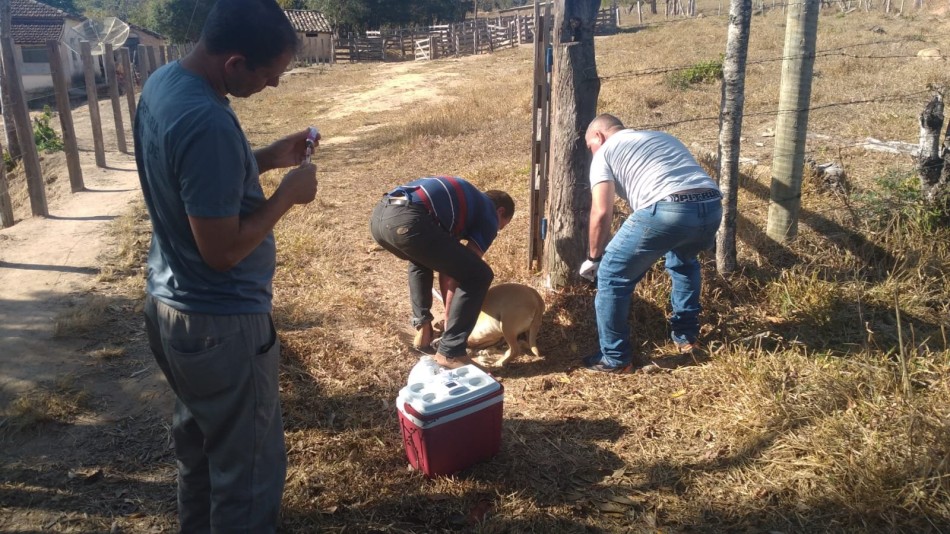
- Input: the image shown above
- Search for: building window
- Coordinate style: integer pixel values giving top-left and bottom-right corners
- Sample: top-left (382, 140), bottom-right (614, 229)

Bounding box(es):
top-left (22, 47), bottom-right (50, 63)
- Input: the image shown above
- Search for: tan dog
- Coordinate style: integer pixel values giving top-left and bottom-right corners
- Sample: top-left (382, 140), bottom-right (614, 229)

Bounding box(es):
top-left (467, 283), bottom-right (544, 367)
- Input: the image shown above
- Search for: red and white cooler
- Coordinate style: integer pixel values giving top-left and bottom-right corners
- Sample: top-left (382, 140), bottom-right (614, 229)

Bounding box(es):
top-left (396, 365), bottom-right (503, 477)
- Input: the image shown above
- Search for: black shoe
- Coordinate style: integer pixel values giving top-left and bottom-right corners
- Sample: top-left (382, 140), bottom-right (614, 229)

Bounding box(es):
top-left (582, 353), bottom-right (632, 374)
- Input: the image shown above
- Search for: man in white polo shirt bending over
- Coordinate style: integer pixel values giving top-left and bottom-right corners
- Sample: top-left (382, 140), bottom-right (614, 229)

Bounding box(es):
top-left (579, 114), bottom-right (722, 373)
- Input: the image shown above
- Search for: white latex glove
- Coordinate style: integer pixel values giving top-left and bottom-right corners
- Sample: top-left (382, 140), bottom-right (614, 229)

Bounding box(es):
top-left (579, 259), bottom-right (600, 281)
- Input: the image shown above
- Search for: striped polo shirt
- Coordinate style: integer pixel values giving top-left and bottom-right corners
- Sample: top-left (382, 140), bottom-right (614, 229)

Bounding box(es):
top-left (389, 176), bottom-right (499, 253)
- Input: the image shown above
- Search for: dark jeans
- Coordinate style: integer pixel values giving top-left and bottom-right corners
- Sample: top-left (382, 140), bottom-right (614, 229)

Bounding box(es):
top-left (145, 295), bottom-right (286, 534)
top-left (370, 199), bottom-right (493, 357)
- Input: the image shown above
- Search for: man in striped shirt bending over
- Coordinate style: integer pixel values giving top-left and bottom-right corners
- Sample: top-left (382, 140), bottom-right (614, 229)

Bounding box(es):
top-left (371, 176), bottom-right (515, 369)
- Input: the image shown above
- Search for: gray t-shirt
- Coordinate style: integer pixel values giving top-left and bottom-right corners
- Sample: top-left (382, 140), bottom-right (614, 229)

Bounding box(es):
top-left (135, 61), bottom-right (275, 314)
top-left (589, 130), bottom-right (719, 212)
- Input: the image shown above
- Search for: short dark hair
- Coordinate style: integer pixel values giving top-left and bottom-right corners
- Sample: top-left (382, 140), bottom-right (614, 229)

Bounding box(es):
top-left (485, 190), bottom-right (515, 220)
top-left (201, 0), bottom-right (299, 70)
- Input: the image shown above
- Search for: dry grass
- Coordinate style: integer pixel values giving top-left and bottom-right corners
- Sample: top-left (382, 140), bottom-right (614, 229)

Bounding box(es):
top-left (226, 6), bottom-right (950, 532)
top-left (87, 346), bottom-right (126, 360)
top-left (0, 376), bottom-right (90, 438)
top-left (52, 294), bottom-right (113, 338)
top-left (25, 2), bottom-right (949, 532)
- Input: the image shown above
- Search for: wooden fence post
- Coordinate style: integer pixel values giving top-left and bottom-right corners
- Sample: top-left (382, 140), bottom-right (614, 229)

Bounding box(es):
top-left (542, 0), bottom-right (601, 287)
top-left (80, 40), bottom-right (107, 168)
top-left (103, 43), bottom-right (127, 154)
top-left (766, 0), bottom-right (820, 242)
top-left (916, 94), bottom-right (946, 204)
top-left (158, 45), bottom-right (167, 66)
top-left (716, 0), bottom-right (752, 275)
top-left (146, 46), bottom-right (158, 75)
top-left (47, 40), bottom-right (83, 192)
top-left (137, 44), bottom-right (150, 85)
top-left (1, 39), bottom-right (47, 215)
top-left (0, 114), bottom-right (11, 226)
top-left (119, 47), bottom-right (136, 126)
top-left (0, 162), bottom-right (12, 226)
top-left (528, 0), bottom-right (552, 269)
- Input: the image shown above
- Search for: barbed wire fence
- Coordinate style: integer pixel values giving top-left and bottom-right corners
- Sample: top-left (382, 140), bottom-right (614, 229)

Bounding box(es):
top-left (1, 42), bottom-right (169, 227)
top-left (595, 37), bottom-right (938, 167)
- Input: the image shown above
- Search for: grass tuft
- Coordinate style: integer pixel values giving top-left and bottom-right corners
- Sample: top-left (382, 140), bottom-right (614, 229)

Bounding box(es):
top-left (1, 376), bottom-right (90, 438)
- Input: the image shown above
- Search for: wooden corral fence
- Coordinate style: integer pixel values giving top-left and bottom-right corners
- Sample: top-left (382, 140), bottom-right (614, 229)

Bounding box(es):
top-left (334, 33), bottom-right (385, 62)
top-left (334, 2), bottom-right (617, 64)
top-left (0, 40), bottom-right (178, 227)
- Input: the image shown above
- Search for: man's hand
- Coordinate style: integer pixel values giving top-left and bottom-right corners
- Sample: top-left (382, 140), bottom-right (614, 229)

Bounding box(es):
top-left (256, 128), bottom-right (321, 172)
top-left (274, 162), bottom-right (318, 206)
top-left (579, 259), bottom-right (600, 282)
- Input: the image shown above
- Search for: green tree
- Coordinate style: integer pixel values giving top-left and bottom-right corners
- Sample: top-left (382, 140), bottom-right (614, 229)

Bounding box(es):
top-left (42, 0), bottom-right (81, 15)
top-left (148, 0), bottom-right (215, 42)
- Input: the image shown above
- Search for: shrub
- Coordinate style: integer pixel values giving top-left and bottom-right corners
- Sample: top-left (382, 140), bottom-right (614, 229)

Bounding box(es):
top-left (33, 105), bottom-right (64, 153)
top-left (667, 57), bottom-right (723, 89)
top-left (851, 169), bottom-right (943, 234)
top-left (3, 150), bottom-right (16, 172)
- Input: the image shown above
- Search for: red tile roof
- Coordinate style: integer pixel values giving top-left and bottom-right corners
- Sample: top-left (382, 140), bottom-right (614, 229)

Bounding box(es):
top-left (11, 0), bottom-right (84, 45)
top-left (12, 0), bottom-right (74, 19)
top-left (11, 21), bottom-right (63, 44)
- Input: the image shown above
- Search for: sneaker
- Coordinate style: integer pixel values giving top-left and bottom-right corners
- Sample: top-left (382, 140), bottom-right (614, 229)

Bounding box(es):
top-left (581, 353), bottom-right (632, 374)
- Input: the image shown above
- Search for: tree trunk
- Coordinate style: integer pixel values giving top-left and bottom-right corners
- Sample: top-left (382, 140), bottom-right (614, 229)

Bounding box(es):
top-left (916, 94), bottom-right (944, 203)
top-left (716, 0), bottom-right (752, 274)
top-left (930, 97), bottom-right (950, 215)
top-left (543, 0), bottom-right (600, 289)
top-left (0, 0), bottom-right (19, 159)
top-left (765, 0), bottom-right (820, 243)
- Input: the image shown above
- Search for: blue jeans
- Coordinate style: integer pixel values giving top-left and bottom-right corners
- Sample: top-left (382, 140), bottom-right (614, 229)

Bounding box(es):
top-left (594, 200), bottom-right (722, 366)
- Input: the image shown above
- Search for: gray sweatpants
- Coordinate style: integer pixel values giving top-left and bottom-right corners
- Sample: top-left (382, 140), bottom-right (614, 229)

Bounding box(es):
top-left (145, 295), bottom-right (286, 534)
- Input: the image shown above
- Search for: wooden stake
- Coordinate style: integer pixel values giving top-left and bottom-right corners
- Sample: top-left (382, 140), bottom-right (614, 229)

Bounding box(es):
top-left (146, 46), bottom-right (158, 76)
top-left (137, 44), bottom-right (151, 85)
top-left (47, 40), bottom-right (83, 192)
top-left (103, 44), bottom-right (127, 154)
top-left (80, 40), bottom-right (107, 168)
top-left (119, 47), bottom-right (136, 126)
top-left (0, 166), bottom-right (13, 227)
top-left (2, 39), bottom-right (47, 215)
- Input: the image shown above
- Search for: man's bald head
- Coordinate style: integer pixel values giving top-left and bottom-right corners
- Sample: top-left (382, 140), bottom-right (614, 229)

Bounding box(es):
top-left (585, 114), bottom-right (626, 154)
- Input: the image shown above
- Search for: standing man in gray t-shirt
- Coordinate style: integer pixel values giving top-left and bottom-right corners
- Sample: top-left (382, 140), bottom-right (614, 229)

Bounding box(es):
top-left (135, 1), bottom-right (317, 531)
top-left (579, 114), bottom-right (722, 373)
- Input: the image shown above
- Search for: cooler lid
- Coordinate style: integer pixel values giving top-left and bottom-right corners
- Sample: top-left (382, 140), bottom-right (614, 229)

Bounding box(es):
top-left (397, 364), bottom-right (501, 418)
